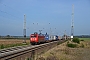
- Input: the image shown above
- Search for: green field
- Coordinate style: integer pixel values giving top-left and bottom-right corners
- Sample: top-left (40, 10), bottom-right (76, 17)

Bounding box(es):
top-left (79, 38), bottom-right (90, 40)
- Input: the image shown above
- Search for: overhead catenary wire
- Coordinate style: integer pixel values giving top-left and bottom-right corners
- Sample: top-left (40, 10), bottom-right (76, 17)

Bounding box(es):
top-left (0, 3), bottom-right (24, 20)
top-left (2, 3), bottom-right (32, 20)
top-left (1, 3), bottom-right (24, 15)
top-left (0, 10), bottom-right (22, 20)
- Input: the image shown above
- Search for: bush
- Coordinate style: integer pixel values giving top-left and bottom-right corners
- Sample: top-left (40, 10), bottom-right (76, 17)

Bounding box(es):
top-left (67, 43), bottom-right (77, 48)
top-left (0, 44), bottom-right (4, 49)
top-left (73, 37), bottom-right (80, 44)
top-left (80, 40), bottom-right (84, 41)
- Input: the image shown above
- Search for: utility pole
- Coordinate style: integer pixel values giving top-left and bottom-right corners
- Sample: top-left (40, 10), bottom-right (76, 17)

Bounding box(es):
top-left (23, 14), bottom-right (26, 43)
top-left (64, 30), bottom-right (66, 40)
top-left (71, 5), bottom-right (74, 41)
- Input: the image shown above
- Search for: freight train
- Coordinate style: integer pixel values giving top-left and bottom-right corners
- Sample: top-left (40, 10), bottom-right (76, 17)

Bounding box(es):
top-left (30, 32), bottom-right (59, 45)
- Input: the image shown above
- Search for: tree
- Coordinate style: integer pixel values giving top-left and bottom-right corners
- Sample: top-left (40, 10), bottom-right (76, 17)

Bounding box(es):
top-left (6, 35), bottom-right (10, 37)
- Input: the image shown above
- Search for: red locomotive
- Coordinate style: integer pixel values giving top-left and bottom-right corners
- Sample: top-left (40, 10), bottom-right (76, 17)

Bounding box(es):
top-left (30, 32), bottom-right (45, 44)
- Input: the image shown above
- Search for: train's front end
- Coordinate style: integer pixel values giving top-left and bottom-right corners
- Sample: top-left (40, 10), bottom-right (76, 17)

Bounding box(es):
top-left (30, 34), bottom-right (38, 44)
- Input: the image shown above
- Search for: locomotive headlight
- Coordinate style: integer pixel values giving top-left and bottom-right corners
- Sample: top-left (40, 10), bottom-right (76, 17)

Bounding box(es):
top-left (35, 38), bottom-right (36, 40)
top-left (31, 38), bottom-right (32, 40)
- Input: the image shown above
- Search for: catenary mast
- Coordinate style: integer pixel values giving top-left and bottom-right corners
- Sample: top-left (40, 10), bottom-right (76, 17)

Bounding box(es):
top-left (23, 14), bottom-right (26, 43)
top-left (71, 5), bottom-right (74, 40)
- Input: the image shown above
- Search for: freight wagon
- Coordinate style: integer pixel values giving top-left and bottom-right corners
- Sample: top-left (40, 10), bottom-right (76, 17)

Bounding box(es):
top-left (50, 35), bottom-right (58, 40)
top-left (44, 34), bottom-right (58, 41)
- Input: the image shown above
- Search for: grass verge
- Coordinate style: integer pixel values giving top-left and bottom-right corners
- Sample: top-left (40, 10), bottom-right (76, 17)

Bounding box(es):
top-left (0, 42), bottom-right (30, 49)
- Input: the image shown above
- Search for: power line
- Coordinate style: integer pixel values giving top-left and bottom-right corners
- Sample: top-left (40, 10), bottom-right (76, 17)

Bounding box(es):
top-left (0, 10), bottom-right (22, 20)
top-left (2, 4), bottom-right (31, 20)
top-left (1, 3), bottom-right (24, 15)
top-left (0, 3), bottom-right (24, 20)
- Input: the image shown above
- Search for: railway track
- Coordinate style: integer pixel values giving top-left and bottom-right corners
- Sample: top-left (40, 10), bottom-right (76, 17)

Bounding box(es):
top-left (0, 40), bottom-right (65, 60)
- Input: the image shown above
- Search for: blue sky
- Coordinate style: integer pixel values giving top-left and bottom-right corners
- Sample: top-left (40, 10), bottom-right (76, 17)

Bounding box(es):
top-left (0, 0), bottom-right (90, 36)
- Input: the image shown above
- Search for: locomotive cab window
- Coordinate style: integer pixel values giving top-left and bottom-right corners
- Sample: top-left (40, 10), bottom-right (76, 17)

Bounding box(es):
top-left (31, 36), bottom-right (36, 37)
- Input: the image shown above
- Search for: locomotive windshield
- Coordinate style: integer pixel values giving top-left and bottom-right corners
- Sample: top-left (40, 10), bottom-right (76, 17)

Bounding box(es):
top-left (31, 36), bottom-right (36, 37)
